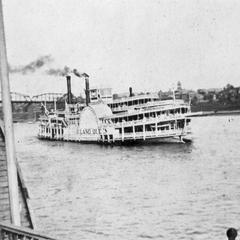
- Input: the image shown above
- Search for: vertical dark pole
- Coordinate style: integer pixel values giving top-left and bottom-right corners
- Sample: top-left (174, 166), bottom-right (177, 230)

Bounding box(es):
top-left (0, 0), bottom-right (20, 225)
top-left (66, 75), bottom-right (72, 104)
top-left (129, 87), bottom-right (133, 97)
top-left (85, 76), bottom-right (90, 106)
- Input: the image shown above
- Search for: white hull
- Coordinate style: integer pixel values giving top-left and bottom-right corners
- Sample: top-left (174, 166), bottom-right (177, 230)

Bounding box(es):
top-left (38, 128), bottom-right (192, 144)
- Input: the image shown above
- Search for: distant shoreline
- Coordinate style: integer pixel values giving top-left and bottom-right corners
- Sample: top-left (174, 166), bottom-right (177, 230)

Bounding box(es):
top-left (2, 109), bottom-right (240, 123)
top-left (189, 110), bottom-right (240, 117)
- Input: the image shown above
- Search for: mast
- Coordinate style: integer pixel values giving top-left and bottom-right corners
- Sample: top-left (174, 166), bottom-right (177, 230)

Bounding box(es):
top-left (0, 0), bottom-right (21, 225)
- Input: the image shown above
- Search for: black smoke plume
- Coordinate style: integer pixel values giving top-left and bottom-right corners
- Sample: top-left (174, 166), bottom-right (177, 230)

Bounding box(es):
top-left (45, 66), bottom-right (71, 76)
top-left (9, 55), bottom-right (53, 74)
top-left (45, 67), bottom-right (89, 78)
top-left (73, 69), bottom-right (89, 78)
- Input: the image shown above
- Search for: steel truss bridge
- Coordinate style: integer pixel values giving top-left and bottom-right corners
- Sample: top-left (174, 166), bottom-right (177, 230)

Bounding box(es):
top-left (0, 92), bottom-right (65, 102)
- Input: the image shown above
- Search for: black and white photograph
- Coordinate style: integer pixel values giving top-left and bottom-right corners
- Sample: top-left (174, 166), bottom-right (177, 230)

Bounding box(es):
top-left (0, 0), bottom-right (240, 239)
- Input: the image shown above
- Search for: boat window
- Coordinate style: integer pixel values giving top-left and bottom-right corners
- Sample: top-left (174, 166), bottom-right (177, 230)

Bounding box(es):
top-left (124, 127), bottom-right (133, 133)
top-left (145, 125), bottom-right (152, 131)
top-left (135, 126), bottom-right (143, 132)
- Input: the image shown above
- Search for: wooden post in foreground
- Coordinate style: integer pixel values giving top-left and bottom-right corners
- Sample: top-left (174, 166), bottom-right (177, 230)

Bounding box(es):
top-left (0, 0), bottom-right (21, 225)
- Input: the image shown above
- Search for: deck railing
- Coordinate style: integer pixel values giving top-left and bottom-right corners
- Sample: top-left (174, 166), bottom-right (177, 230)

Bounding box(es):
top-left (109, 114), bottom-right (187, 128)
top-left (111, 99), bottom-right (186, 112)
top-left (0, 222), bottom-right (56, 240)
top-left (119, 129), bottom-right (186, 140)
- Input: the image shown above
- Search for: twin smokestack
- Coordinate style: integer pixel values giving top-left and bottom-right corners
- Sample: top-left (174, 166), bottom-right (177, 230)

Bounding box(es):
top-left (67, 75), bottom-right (133, 105)
top-left (66, 73), bottom-right (90, 106)
top-left (66, 75), bottom-right (72, 104)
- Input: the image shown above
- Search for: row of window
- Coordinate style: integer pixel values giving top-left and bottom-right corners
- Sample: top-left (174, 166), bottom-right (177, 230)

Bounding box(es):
top-left (110, 108), bottom-right (188, 123)
top-left (109, 98), bottom-right (153, 108)
top-left (117, 120), bottom-right (187, 133)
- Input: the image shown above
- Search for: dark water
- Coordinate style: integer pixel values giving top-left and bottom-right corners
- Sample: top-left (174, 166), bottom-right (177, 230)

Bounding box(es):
top-left (14, 115), bottom-right (240, 240)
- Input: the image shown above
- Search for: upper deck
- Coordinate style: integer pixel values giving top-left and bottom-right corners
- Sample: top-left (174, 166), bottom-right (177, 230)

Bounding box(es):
top-left (108, 93), bottom-right (160, 113)
top-left (110, 93), bottom-right (159, 104)
top-left (103, 100), bottom-right (190, 121)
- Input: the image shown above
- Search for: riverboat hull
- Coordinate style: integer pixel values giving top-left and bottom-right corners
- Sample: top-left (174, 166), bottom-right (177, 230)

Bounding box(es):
top-left (38, 131), bottom-right (192, 144)
top-left (112, 134), bottom-right (192, 144)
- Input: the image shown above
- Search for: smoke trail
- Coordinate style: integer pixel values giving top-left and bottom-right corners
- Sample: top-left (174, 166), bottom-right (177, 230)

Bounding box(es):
top-left (45, 66), bottom-right (71, 76)
top-left (45, 67), bottom-right (89, 78)
top-left (73, 69), bottom-right (89, 78)
top-left (9, 55), bottom-right (53, 74)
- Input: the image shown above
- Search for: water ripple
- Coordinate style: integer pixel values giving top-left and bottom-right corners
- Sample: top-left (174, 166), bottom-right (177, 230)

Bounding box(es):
top-left (14, 116), bottom-right (240, 240)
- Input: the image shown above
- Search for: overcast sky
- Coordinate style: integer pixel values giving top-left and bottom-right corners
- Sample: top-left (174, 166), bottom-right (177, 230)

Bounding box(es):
top-left (2, 0), bottom-right (240, 95)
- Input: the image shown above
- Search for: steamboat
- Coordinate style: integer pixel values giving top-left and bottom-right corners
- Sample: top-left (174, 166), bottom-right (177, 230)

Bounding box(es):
top-left (38, 74), bottom-right (192, 144)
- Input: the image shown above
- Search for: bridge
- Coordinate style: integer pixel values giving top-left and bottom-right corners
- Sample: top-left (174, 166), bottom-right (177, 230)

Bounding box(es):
top-left (0, 92), bottom-right (65, 103)
top-left (31, 93), bottom-right (64, 102)
top-left (5, 92), bottom-right (31, 102)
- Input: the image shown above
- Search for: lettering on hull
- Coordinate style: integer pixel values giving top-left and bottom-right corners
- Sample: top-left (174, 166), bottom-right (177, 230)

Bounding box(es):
top-left (79, 128), bottom-right (106, 135)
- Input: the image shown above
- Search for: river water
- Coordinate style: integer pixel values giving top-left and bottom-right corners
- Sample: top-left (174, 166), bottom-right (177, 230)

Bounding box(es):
top-left (14, 115), bottom-right (240, 240)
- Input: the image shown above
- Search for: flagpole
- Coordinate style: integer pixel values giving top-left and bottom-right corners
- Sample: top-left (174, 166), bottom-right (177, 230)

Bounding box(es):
top-left (0, 0), bottom-right (21, 225)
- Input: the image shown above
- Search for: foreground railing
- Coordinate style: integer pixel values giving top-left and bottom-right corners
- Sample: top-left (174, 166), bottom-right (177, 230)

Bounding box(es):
top-left (0, 222), bottom-right (56, 240)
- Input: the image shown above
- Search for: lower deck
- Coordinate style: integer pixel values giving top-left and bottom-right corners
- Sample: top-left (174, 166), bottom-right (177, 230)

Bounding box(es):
top-left (38, 124), bottom-right (191, 144)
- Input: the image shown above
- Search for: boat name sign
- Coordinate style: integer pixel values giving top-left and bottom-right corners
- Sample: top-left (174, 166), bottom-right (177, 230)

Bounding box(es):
top-left (79, 128), bottom-right (106, 135)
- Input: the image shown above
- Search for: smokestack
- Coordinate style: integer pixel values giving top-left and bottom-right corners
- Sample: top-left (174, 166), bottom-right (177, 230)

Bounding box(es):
top-left (85, 75), bottom-right (90, 106)
top-left (129, 87), bottom-right (133, 97)
top-left (66, 75), bottom-right (72, 104)
top-left (72, 70), bottom-right (90, 105)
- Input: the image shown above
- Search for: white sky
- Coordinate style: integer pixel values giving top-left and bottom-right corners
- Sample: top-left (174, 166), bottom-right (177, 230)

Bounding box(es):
top-left (2, 0), bottom-right (240, 96)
